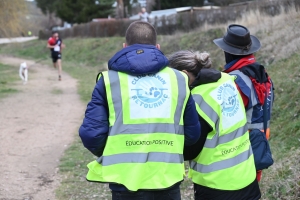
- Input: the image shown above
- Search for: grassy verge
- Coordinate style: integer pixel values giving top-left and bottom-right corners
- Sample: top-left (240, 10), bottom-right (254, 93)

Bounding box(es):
top-left (51, 88), bottom-right (63, 95)
top-left (0, 24), bottom-right (299, 199)
top-left (0, 63), bottom-right (19, 99)
top-left (56, 139), bottom-right (112, 200)
top-left (259, 52), bottom-right (300, 200)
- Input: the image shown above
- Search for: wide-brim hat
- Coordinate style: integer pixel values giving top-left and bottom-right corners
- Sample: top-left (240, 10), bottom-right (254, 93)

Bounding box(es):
top-left (213, 24), bottom-right (261, 55)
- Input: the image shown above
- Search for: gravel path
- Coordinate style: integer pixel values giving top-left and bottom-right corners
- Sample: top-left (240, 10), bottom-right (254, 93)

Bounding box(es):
top-left (0, 37), bottom-right (38, 45)
top-left (0, 56), bottom-right (85, 200)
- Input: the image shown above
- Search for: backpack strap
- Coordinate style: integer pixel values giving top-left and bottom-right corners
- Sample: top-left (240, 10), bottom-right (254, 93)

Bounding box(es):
top-left (96, 72), bottom-right (103, 83)
top-left (263, 83), bottom-right (268, 134)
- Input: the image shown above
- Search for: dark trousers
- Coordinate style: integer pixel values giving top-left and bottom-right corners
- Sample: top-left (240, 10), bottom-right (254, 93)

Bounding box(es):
top-left (111, 187), bottom-right (181, 200)
top-left (194, 179), bottom-right (261, 200)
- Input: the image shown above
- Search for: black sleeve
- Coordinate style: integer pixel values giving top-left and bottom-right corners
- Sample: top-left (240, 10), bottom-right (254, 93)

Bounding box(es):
top-left (183, 115), bottom-right (212, 161)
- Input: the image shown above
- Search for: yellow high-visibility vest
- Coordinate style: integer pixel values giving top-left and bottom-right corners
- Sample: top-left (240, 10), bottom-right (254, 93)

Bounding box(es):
top-left (189, 73), bottom-right (256, 190)
top-left (87, 67), bottom-right (189, 191)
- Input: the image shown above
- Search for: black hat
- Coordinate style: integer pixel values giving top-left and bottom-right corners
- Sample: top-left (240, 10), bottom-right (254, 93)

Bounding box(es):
top-left (213, 24), bottom-right (261, 55)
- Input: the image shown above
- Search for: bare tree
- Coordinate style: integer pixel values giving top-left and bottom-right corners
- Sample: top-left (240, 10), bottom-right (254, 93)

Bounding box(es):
top-left (35, 0), bottom-right (59, 29)
top-left (156, 0), bottom-right (161, 10)
top-left (116, 0), bottom-right (125, 18)
top-left (146, 0), bottom-right (156, 13)
top-left (0, 0), bottom-right (27, 37)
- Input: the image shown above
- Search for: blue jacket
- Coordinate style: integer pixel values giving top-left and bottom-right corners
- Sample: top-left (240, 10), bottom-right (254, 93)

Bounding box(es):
top-left (79, 44), bottom-right (201, 191)
top-left (224, 59), bottom-right (274, 130)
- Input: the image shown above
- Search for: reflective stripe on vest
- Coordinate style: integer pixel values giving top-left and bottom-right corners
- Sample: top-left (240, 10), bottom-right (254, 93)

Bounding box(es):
top-left (189, 73), bottom-right (256, 190)
top-left (229, 70), bottom-right (272, 130)
top-left (193, 94), bottom-right (248, 148)
top-left (107, 69), bottom-right (186, 134)
top-left (86, 67), bottom-right (189, 191)
top-left (190, 146), bottom-right (253, 173)
top-left (98, 152), bottom-right (183, 166)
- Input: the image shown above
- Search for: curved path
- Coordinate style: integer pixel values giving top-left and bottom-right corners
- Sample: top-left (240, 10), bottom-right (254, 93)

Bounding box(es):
top-left (0, 37), bottom-right (38, 45)
top-left (0, 56), bottom-right (85, 200)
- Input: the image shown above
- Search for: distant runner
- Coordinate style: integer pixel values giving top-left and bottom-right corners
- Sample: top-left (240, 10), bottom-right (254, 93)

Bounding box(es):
top-left (47, 31), bottom-right (65, 81)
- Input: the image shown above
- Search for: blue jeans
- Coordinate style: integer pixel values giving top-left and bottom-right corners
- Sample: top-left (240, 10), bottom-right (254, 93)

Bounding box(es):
top-left (111, 187), bottom-right (181, 200)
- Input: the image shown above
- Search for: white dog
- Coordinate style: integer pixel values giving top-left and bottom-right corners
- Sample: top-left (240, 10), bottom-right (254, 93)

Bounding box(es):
top-left (19, 62), bottom-right (28, 84)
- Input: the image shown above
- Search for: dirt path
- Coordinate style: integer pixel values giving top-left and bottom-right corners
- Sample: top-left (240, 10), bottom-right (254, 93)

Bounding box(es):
top-left (0, 56), bottom-right (85, 200)
top-left (0, 37), bottom-right (37, 45)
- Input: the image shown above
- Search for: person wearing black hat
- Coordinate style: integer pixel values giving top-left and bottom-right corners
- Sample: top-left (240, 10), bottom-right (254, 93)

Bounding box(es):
top-left (214, 24), bottom-right (274, 182)
top-left (168, 50), bottom-right (262, 200)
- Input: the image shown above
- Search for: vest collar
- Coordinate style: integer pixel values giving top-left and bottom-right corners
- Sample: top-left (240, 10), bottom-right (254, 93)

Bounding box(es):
top-left (190, 69), bottom-right (221, 89)
top-left (224, 54), bottom-right (256, 73)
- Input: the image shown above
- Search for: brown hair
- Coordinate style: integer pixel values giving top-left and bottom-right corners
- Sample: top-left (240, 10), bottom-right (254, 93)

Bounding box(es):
top-left (125, 21), bottom-right (157, 45)
top-left (168, 50), bottom-right (212, 76)
top-left (52, 31), bottom-right (58, 35)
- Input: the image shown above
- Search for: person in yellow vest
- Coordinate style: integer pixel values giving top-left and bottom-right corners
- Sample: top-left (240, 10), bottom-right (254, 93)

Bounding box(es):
top-left (79, 21), bottom-right (201, 200)
top-left (168, 50), bottom-right (261, 200)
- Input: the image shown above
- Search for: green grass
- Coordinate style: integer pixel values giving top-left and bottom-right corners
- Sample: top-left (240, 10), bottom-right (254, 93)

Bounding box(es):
top-left (0, 29), bottom-right (299, 199)
top-left (0, 29), bottom-right (225, 68)
top-left (266, 53), bottom-right (300, 155)
top-left (0, 37), bottom-right (123, 68)
top-left (56, 139), bottom-right (112, 200)
top-left (0, 63), bottom-right (19, 99)
top-left (51, 88), bottom-right (63, 95)
top-left (259, 53), bottom-right (300, 200)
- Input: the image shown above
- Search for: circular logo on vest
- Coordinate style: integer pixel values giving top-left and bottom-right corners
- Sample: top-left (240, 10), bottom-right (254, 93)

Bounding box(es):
top-left (131, 74), bottom-right (169, 108)
top-left (218, 83), bottom-right (239, 117)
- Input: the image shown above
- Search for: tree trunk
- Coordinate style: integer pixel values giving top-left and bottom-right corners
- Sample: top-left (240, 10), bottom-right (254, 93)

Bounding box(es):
top-left (146, 0), bottom-right (155, 13)
top-left (116, 0), bottom-right (124, 18)
top-left (157, 0), bottom-right (161, 10)
top-left (48, 12), bottom-right (56, 30)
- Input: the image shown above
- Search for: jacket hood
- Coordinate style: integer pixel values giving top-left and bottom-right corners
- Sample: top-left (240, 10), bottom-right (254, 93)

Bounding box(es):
top-left (108, 44), bottom-right (169, 75)
top-left (190, 68), bottom-right (221, 89)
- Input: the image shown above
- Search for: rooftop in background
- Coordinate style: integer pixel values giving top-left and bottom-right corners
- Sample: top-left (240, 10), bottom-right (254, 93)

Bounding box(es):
top-left (129, 6), bottom-right (220, 20)
top-left (149, 6), bottom-right (193, 18)
top-left (229, 1), bottom-right (253, 6)
top-left (193, 6), bottom-right (221, 10)
top-left (113, 0), bottom-right (147, 7)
